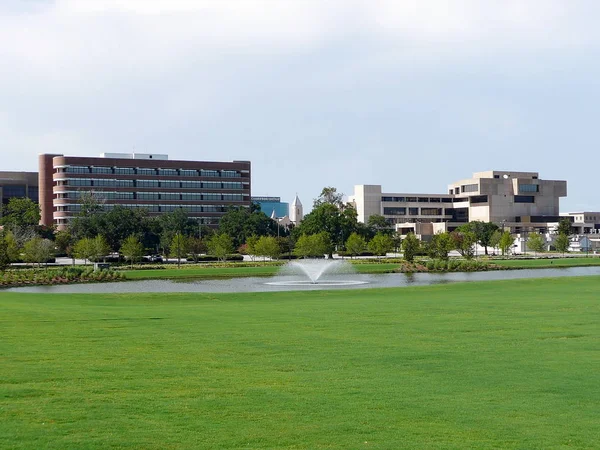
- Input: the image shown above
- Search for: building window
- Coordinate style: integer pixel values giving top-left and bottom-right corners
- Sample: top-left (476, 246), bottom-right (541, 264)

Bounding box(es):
top-left (222, 194), bottom-right (243, 201)
top-left (65, 166), bottom-right (90, 174)
top-left (203, 193), bottom-right (221, 201)
top-left (222, 182), bottom-right (242, 190)
top-left (221, 170), bottom-right (240, 178)
top-left (161, 180), bottom-right (180, 188)
top-left (179, 169), bottom-right (198, 177)
top-left (137, 168), bottom-right (156, 176)
top-left (461, 184), bottom-right (478, 193)
top-left (519, 184), bottom-right (539, 193)
top-left (441, 198), bottom-right (453, 203)
top-left (200, 169), bottom-right (219, 177)
top-left (90, 167), bottom-right (113, 174)
top-left (181, 181), bottom-right (203, 189)
top-left (203, 181), bottom-right (221, 189)
top-left (136, 192), bottom-right (160, 200)
top-left (137, 180), bottom-right (160, 188)
top-left (514, 195), bottom-right (535, 203)
top-left (470, 195), bottom-right (488, 204)
top-left (421, 208), bottom-right (442, 215)
top-left (406, 197), bottom-right (417, 202)
top-left (429, 198), bottom-right (441, 203)
top-left (383, 207), bottom-right (406, 215)
top-left (381, 196), bottom-right (393, 202)
top-left (409, 207), bottom-right (419, 215)
top-left (158, 169), bottom-right (178, 176)
top-left (114, 167), bottom-right (135, 175)
top-left (418, 197), bottom-right (429, 202)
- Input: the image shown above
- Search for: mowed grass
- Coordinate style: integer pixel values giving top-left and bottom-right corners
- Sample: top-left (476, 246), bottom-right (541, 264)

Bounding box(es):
top-left (2, 278), bottom-right (600, 449)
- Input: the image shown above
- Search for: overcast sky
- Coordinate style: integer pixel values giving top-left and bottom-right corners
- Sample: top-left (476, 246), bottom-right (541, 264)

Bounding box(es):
top-left (2, 0), bottom-right (600, 212)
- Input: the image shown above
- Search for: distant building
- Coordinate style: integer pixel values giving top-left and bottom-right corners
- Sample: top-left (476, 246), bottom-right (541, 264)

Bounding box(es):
top-left (251, 196), bottom-right (289, 219)
top-left (348, 170), bottom-right (567, 239)
top-left (39, 153), bottom-right (251, 229)
top-left (0, 171), bottom-right (39, 218)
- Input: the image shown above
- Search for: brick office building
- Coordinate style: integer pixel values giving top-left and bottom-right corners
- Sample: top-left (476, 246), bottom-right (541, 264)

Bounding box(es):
top-left (39, 153), bottom-right (251, 229)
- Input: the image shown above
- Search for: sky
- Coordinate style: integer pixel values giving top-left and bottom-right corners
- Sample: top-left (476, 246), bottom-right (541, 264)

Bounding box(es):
top-left (2, 0), bottom-right (600, 213)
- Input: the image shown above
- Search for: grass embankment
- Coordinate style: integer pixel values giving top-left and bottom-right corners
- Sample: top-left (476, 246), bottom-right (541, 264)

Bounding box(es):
top-left (2, 278), bottom-right (600, 449)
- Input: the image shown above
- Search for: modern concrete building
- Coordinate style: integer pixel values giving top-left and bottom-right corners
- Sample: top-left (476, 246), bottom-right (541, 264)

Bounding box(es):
top-left (348, 170), bottom-right (567, 239)
top-left (0, 171), bottom-right (39, 218)
top-left (39, 153), bottom-right (251, 229)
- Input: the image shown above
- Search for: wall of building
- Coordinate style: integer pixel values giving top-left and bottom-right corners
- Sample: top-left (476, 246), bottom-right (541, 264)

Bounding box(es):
top-left (0, 171), bottom-right (40, 218)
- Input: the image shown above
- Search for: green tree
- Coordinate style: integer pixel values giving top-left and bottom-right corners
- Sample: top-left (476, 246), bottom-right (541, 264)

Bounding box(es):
top-left (170, 233), bottom-right (188, 268)
top-left (294, 232), bottom-right (331, 258)
top-left (0, 234), bottom-right (10, 271)
top-left (207, 233), bottom-right (234, 262)
top-left (73, 237), bottom-right (95, 265)
top-left (554, 233), bottom-right (570, 256)
top-left (450, 230), bottom-right (477, 259)
top-left (0, 197), bottom-right (40, 228)
top-left (499, 231), bottom-right (514, 257)
top-left (402, 233), bottom-right (420, 263)
top-left (218, 206), bottom-right (278, 249)
top-left (92, 235), bottom-right (111, 262)
top-left (22, 237), bottom-right (54, 268)
top-left (367, 214), bottom-right (392, 236)
top-left (429, 232), bottom-right (453, 260)
top-left (254, 236), bottom-right (280, 262)
top-left (313, 186), bottom-right (343, 208)
top-left (245, 235), bottom-right (259, 261)
top-left (459, 221), bottom-right (499, 256)
top-left (557, 218), bottom-right (572, 237)
top-left (188, 237), bottom-right (207, 263)
top-left (345, 232), bottom-right (367, 258)
top-left (489, 230), bottom-right (502, 255)
top-left (368, 233), bottom-right (393, 261)
top-left (3, 231), bottom-right (20, 262)
top-left (120, 235), bottom-right (144, 268)
top-left (527, 232), bottom-right (546, 255)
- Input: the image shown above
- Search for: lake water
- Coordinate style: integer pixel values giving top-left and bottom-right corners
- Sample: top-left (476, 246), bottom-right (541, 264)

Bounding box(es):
top-left (6, 266), bottom-right (600, 294)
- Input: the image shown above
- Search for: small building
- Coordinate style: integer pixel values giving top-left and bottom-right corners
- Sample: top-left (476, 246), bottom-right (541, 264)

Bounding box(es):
top-left (0, 172), bottom-right (39, 218)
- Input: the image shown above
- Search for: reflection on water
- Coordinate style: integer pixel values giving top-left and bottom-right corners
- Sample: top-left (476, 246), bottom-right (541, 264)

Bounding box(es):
top-left (5, 266), bottom-right (600, 294)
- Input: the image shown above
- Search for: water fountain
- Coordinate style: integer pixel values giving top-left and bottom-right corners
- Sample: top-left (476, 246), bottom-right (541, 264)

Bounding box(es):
top-left (265, 259), bottom-right (369, 287)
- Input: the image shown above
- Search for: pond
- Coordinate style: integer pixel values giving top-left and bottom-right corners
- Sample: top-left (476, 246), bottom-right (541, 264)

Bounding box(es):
top-left (7, 266), bottom-right (600, 294)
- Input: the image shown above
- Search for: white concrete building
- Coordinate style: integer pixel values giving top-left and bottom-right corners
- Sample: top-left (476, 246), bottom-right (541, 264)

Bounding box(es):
top-left (348, 170), bottom-right (567, 239)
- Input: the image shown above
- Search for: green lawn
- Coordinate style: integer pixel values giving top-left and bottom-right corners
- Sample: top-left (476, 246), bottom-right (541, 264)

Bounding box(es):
top-left (2, 278), bottom-right (600, 449)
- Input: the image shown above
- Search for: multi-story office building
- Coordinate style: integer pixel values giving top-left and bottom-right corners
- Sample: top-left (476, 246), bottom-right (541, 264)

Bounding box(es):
top-left (251, 196), bottom-right (289, 219)
top-left (39, 153), bottom-right (251, 229)
top-left (0, 172), bottom-right (39, 218)
top-left (349, 170), bottom-right (567, 238)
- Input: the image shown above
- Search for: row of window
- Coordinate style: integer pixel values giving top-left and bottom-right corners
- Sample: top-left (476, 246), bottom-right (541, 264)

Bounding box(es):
top-left (56, 178), bottom-right (245, 189)
top-left (57, 204), bottom-right (231, 213)
top-left (61, 166), bottom-right (243, 177)
top-left (518, 184), bottom-right (540, 193)
top-left (381, 196), bottom-right (454, 203)
top-left (56, 191), bottom-right (244, 201)
top-left (383, 207), bottom-right (446, 216)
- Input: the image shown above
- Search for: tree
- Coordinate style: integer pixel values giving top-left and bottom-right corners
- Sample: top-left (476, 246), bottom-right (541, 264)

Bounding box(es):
top-left (92, 235), bottom-right (111, 262)
top-left (527, 232), bottom-right (546, 256)
top-left (207, 233), bottom-right (234, 262)
top-left (218, 206), bottom-right (278, 249)
top-left (294, 232), bottom-right (331, 258)
top-left (458, 221), bottom-right (499, 256)
top-left (0, 197), bottom-right (40, 228)
top-left (368, 233), bottom-right (393, 261)
top-left (3, 231), bottom-right (20, 263)
top-left (450, 230), bottom-right (477, 259)
top-left (254, 236), bottom-right (280, 262)
top-left (499, 231), bottom-right (514, 257)
top-left (73, 237), bottom-right (95, 265)
top-left (345, 232), bottom-right (367, 258)
top-left (367, 214), bottom-right (392, 236)
top-left (245, 235), bottom-right (259, 261)
top-left (0, 234), bottom-right (10, 271)
top-left (188, 237), bottom-right (207, 263)
top-left (429, 232), bottom-right (453, 260)
top-left (554, 233), bottom-right (569, 256)
top-left (22, 237), bottom-right (54, 268)
top-left (313, 186), bottom-right (343, 208)
top-left (120, 235), bottom-right (144, 268)
top-left (557, 218), bottom-right (572, 237)
top-left (489, 230), bottom-right (502, 255)
top-left (170, 233), bottom-right (188, 268)
top-left (402, 233), bottom-right (420, 263)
